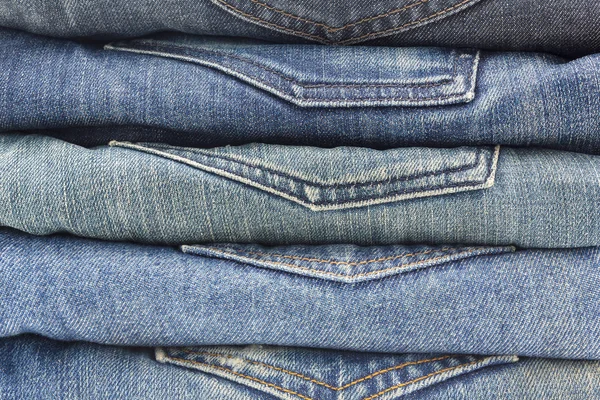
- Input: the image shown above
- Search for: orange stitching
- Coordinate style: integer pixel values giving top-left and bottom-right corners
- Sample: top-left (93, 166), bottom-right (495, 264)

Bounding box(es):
top-left (167, 352), bottom-right (488, 400)
top-left (248, 0), bottom-right (430, 32)
top-left (215, 0), bottom-right (478, 44)
top-left (364, 359), bottom-right (484, 400)
top-left (198, 247), bottom-right (493, 278)
top-left (338, 0), bottom-right (477, 44)
top-left (167, 356), bottom-right (314, 400)
top-left (180, 349), bottom-right (451, 390)
top-left (205, 247), bottom-right (456, 265)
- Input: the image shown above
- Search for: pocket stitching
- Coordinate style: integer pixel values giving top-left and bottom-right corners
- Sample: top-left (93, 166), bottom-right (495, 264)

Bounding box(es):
top-left (133, 143), bottom-right (485, 188)
top-left (204, 246), bottom-right (457, 266)
top-left (112, 142), bottom-right (499, 210)
top-left (213, 0), bottom-right (480, 44)
top-left (185, 246), bottom-right (513, 279)
top-left (162, 350), bottom-right (497, 400)
top-left (338, 0), bottom-right (479, 45)
top-left (110, 40), bottom-right (462, 89)
top-left (246, 0), bottom-right (431, 32)
top-left (178, 349), bottom-right (452, 390)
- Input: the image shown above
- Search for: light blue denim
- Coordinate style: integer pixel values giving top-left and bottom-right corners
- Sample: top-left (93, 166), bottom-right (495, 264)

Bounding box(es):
top-left (1, 134), bottom-right (599, 248)
top-left (2, 228), bottom-right (600, 359)
top-left (2, 28), bottom-right (600, 152)
top-left (0, 0), bottom-right (599, 57)
top-left (2, 336), bottom-right (600, 399)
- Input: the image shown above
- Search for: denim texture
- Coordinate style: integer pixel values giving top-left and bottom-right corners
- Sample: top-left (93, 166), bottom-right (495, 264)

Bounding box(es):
top-left (2, 336), bottom-right (600, 399)
top-left (1, 134), bottom-right (598, 248)
top-left (0, 1), bottom-right (599, 57)
top-left (3, 29), bottom-right (600, 152)
top-left (2, 229), bottom-right (600, 359)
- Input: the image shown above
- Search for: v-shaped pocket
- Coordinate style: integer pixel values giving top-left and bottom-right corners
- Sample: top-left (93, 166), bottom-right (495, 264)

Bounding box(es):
top-left (157, 346), bottom-right (518, 399)
top-left (110, 141), bottom-right (499, 211)
top-left (105, 36), bottom-right (480, 108)
top-left (181, 243), bottom-right (515, 283)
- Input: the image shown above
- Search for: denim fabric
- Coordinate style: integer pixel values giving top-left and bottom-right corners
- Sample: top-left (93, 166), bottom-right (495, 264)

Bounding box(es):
top-left (1, 336), bottom-right (600, 400)
top-left (3, 29), bottom-right (600, 152)
top-left (1, 134), bottom-right (599, 248)
top-left (2, 229), bottom-right (600, 359)
top-left (0, 1), bottom-right (599, 57)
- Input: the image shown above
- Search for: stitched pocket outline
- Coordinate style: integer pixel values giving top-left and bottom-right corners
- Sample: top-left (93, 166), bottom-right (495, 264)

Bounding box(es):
top-left (109, 142), bottom-right (500, 211)
top-left (105, 38), bottom-right (480, 108)
top-left (209, 0), bottom-right (485, 45)
top-left (157, 345), bottom-right (518, 400)
top-left (181, 243), bottom-right (515, 283)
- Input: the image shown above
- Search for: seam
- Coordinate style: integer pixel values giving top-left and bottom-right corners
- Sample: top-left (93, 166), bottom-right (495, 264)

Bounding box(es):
top-left (214, 0), bottom-right (331, 43)
top-left (132, 143), bottom-right (484, 189)
top-left (166, 356), bottom-right (313, 400)
top-left (177, 349), bottom-right (451, 390)
top-left (107, 43), bottom-right (475, 104)
top-left (364, 359), bottom-right (486, 400)
top-left (165, 353), bottom-right (486, 400)
top-left (197, 246), bottom-right (456, 266)
top-left (338, 0), bottom-right (478, 44)
top-left (247, 0), bottom-right (430, 32)
top-left (111, 40), bottom-right (460, 89)
top-left (214, 0), bottom-right (478, 44)
top-left (186, 247), bottom-right (498, 278)
top-left (113, 142), bottom-right (497, 208)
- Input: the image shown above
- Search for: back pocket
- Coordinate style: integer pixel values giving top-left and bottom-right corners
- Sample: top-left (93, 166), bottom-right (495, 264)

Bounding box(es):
top-left (208, 0), bottom-right (484, 45)
top-left (105, 35), bottom-right (480, 108)
top-left (181, 243), bottom-right (515, 283)
top-left (157, 345), bottom-right (518, 399)
top-left (110, 142), bottom-right (500, 211)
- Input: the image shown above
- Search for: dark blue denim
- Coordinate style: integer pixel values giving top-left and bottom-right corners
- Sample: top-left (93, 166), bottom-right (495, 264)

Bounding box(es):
top-left (2, 28), bottom-right (600, 152)
top-left (0, 0), bottom-right (598, 57)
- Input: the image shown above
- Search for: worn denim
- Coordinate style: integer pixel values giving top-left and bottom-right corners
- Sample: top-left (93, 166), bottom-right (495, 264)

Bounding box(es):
top-left (0, 1), bottom-right (599, 57)
top-left (2, 28), bottom-right (600, 152)
top-left (2, 229), bottom-right (600, 359)
top-left (1, 336), bottom-right (600, 399)
top-left (1, 134), bottom-right (599, 248)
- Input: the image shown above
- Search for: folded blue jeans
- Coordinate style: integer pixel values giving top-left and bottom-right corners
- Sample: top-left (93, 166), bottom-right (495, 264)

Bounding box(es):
top-left (1, 134), bottom-right (599, 248)
top-left (2, 228), bottom-right (599, 359)
top-left (2, 336), bottom-right (600, 400)
top-left (2, 28), bottom-right (600, 152)
top-left (0, 0), bottom-right (598, 57)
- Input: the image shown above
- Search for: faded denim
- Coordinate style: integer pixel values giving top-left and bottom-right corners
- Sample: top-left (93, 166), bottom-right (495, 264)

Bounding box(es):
top-left (5, 336), bottom-right (600, 400)
top-left (0, 1), bottom-right (599, 57)
top-left (2, 229), bottom-right (600, 359)
top-left (1, 134), bottom-right (599, 248)
top-left (3, 28), bottom-right (600, 152)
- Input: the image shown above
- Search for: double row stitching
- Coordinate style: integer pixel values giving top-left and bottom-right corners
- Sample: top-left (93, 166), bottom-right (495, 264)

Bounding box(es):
top-left (140, 142), bottom-right (484, 189)
top-left (200, 246), bottom-right (456, 265)
top-left (247, 0), bottom-right (430, 32)
top-left (338, 0), bottom-right (478, 45)
top-left (115, 40), bottom-right (460, 89)
top-left (214, 0), bottom-right (478, 44)
top-left (166, 352), bottom-right (486, 400)
top-left (192, 247), bottom-right (495, 278)
top-left (178, 349), bottom-right (451, 390)
top-left (364, 358), bottom-right (485, 400)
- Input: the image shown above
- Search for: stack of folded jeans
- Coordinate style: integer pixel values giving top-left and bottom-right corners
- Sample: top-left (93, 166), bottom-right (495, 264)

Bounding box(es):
top-left (1, 1), bottom-right (600, 399)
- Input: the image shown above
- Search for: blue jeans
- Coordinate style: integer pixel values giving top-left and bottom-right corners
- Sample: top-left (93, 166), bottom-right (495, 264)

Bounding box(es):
top-left (2, 228), bottom-right (600, 359)
top-left (1, 134), bottom-right (599, 248)
top-left (1, 336), bottom-right (599, 400)
top-left (0, 0), bottom-right (598, 57)
top-left (2, 28), bottom-right (600, 152)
